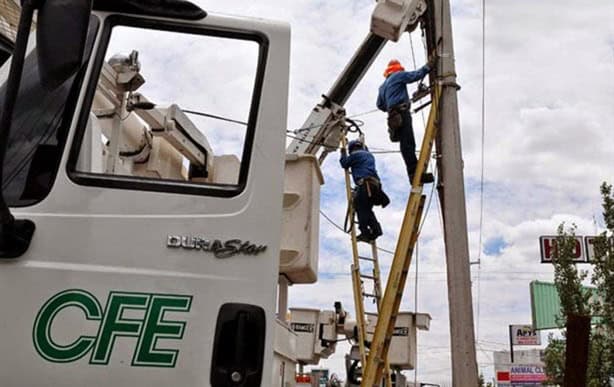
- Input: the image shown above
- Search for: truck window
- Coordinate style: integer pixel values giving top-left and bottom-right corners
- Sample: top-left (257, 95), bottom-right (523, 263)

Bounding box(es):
top-left (69, 20), bottom-right (264, 197)
top-left (1, 16), bottom-right (99, 207)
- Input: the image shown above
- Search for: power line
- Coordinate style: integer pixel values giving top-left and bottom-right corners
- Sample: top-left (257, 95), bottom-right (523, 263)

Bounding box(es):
top-left (348, 109), bottom-right (380, 118)
top-left (476, 0), bottom-right (487, 344)
top-left (183, 109), bottom-right (248, 126)
top-left (318, 209), bottom-right (396, 255)
top-left (409, 30), bottom-right (428, 129)
top-left (285, 133), bottom-right (340, 151)
top-left (182, 107), bottom-right (408, 154)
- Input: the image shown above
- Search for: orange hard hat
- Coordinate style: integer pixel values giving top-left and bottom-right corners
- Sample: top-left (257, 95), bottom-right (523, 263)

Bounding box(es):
top-left (384, 59), bottom-right (404, 77)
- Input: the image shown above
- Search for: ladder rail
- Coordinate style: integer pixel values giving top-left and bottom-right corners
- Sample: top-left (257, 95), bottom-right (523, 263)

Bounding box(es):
top-left (371, 243), bottom-right (384, 305)
top-left (371, 242), bottom-right (394, 387)
top-left (341, 136), bottom-right (368, 368)
top-left (341, 136), bottom-right (392, 387)
top-left (361, 85), bottom-right (442, 387)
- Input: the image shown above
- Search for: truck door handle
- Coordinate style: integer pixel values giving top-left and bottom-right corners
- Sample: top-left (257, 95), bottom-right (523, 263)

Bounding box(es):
top-left (210, 303), bottom-right (266, 387)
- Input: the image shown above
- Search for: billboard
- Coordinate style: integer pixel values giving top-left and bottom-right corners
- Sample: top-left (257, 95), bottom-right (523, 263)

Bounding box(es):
top-left (539, 235), bottom-right (585, 263)
top-left (530, 281), bottom-right (601, 330)
top-left (510, 325), bottom-right (541, 346)
top-left (539, 235), bottom-right (613, 263)
top-left (496, 365), bottom-right (546, 386)
top-left (510, 365), bottom-right (547, 385)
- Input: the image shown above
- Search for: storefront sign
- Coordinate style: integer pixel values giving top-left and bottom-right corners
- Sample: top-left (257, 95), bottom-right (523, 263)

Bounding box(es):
top-left (510, 325), bottom-right (541, 346)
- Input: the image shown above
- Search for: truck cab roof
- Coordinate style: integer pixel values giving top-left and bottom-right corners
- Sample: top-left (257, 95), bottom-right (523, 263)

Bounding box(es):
top-left (92, 0), bottom-right (206, 20)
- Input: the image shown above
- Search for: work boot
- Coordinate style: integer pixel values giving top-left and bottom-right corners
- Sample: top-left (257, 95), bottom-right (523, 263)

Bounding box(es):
top-left (371, 223), bottom-right (383, 239)
top-left (410, 172), bottom-right (435, 185)
top-left (356, 233), bottom-right (373, 243)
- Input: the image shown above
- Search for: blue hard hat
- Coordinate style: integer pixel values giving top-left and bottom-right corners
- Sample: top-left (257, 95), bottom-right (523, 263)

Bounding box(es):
top-left (348, 139), bottom-right (364, 152)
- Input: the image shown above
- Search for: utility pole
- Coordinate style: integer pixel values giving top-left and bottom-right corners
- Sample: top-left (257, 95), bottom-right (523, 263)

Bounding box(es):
top-left (429, 0), bottom-right (480, 385)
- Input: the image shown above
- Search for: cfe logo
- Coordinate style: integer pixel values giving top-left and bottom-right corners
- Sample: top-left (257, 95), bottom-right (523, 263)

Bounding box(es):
top-left (33, 289), bottom-right (192, 367)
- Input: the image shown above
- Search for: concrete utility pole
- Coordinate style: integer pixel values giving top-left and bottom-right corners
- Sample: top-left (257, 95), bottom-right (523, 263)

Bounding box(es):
top-left (430, 0), bottom-right (480, 385)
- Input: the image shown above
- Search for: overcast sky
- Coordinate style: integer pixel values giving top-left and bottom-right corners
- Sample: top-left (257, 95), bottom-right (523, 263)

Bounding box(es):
top-left (110, 0), bottom-right (613, 383)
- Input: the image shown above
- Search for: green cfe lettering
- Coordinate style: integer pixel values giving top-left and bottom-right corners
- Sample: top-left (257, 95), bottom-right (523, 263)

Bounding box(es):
top-left (133, 295), bottom-right (191, 367)
top-left (90, 292), bottom-right (149, 364)
top-left (33, 290), bottom-right (192, 367)
top-left (33, 289), bottom-right (102, 363)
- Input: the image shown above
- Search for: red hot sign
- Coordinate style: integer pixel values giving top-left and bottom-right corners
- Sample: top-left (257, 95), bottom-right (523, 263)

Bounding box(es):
top-left (539, 235), bottom-right (585, 263)
top-left (539, 235), bottom-right (613, 264)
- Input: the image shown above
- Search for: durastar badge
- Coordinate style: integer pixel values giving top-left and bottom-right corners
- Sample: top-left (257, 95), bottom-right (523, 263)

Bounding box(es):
top-left (167, 236), bottom-right (267, 258)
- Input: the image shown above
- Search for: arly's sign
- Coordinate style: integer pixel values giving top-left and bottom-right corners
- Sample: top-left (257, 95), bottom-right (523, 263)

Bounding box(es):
top-left (510, 324), bottom-right (541, 346)
top-left (33, 289), bottom-right (192, 367)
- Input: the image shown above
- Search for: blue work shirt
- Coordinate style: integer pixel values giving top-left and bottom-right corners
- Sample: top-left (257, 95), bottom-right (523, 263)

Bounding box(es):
top-left (340, 149), bottom-right (379, 185)
top-left (377, 65), bottom-right (430, 111)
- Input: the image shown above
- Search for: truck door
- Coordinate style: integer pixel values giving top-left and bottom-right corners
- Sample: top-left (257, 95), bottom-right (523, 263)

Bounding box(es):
top-left (0, 5), bottom-right (290, 387)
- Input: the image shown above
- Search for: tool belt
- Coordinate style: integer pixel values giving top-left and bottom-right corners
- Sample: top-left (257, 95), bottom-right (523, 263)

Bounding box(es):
top-left (386, 103), bottom-right (409, 143)
top-left (345, 177), bottom-right (391, 232)
top-left (356, 177), bottom-right (390, 208)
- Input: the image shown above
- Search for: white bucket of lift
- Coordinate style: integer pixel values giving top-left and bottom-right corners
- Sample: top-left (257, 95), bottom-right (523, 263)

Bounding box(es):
top-left (279, 154), bottom-right (324, 284)
top-left (289, 308), bottom-right (321, 364)
top-left (366, 312), bottom-right (431, 370)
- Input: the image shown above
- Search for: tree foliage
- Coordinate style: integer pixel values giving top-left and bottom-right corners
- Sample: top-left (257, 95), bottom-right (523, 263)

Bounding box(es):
top-left (477, 373), bottom-right (494, 387)
top-left (553, 223), bottom-right (590, 319)
top-left (543, 334), bottom-right (565, 385)
top-left (589, 182), bottom-right (614, 385)
top-left (543, 182), bottom-right (614, 385)
top-left (586, 330), bottom-right (611, 387)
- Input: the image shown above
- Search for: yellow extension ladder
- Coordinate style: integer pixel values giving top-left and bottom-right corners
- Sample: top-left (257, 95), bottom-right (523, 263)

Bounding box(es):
top-left (360, 85), bottom-right (441, 387)
top-left (340, 135), bottom-right (392, 387)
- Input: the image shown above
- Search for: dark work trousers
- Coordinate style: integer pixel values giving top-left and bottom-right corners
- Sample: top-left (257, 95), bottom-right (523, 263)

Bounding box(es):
top-left (398, 109), bottom-right (417, 180)
top-left (354, 183), bottom-right (382, 237)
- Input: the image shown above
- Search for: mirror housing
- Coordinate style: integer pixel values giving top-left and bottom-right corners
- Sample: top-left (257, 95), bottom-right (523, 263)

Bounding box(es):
top-left (36, 0), bottom-right (93, 90)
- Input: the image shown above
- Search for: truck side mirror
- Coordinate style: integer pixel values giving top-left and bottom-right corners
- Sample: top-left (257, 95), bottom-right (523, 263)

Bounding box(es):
top-left (36, 0), bottom-right (92, 90)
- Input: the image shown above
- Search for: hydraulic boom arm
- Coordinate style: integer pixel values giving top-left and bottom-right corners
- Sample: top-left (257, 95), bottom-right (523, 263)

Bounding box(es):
top-left (286, 0), bottom-right (428, 162)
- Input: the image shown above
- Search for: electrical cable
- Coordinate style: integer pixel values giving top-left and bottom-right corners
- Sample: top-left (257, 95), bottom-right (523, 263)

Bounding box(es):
top-left (319, 209), bottom-right (396, 255)
top-left (409, 32), bottom-right (428, 129)
top-left (414, 236), bottom-right (420, 387)
top-left (285, 133), bottom-right (340, 151)
top-left (183, 105), bottom-right (379, 136)
top-left (475, 0), bottom-right (487, 344)
top-left (181, 107), bottom-right (415, 155)
top-left (418, 168), bottom-right (439, 235)
top-left (369, 150), bottom-right (401, 154)
top-left (344, 117), bottom-right (364, 134)
top-left (409, 29), bottom-right (433, 386)
top-left (183, 109), bottom-right (248, 126)
top-left (182, 107), bottom-right (411, 157)
top-left (348, 108), bottom-right (380, 118)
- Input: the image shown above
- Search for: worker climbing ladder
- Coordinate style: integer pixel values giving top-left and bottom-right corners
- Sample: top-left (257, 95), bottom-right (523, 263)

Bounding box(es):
top-left (360, 84), bottom-right (442, 387)
top-left (340, 135), bottom-right (392, 387)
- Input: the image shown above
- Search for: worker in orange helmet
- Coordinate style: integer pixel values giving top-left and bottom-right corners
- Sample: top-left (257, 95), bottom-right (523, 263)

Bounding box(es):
top-left (377, 57), bottom-right (436, 185)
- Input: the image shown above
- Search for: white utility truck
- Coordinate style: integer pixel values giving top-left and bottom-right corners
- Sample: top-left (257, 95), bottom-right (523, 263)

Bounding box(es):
top-left (0, 0), bottom-right (460, 386)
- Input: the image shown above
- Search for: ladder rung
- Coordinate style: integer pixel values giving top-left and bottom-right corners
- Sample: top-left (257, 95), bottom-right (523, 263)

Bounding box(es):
top-left (360, 274), bottom-right (375, 280)
top-left (363, 293), bottom-right (377, 298)
top-left (365, 312), bottom-right (378, 316)
top-left (358, 256), bottom-right (375, 262)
